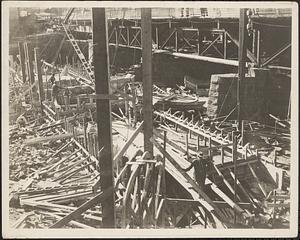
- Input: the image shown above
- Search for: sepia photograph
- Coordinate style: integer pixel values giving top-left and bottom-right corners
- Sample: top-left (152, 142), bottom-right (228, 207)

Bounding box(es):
top-left (2, 1), bottom-right (298, 238)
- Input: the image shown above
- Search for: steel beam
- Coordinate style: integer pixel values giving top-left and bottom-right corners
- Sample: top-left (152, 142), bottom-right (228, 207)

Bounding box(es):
top-left (92, 7), bottom-right (116, 228)
top-left (141, 8), bottom-right (153, 155)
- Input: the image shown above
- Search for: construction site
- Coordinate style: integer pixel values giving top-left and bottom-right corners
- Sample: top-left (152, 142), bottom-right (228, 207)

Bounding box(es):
top-left (6, 6), bottom-right (293, 230)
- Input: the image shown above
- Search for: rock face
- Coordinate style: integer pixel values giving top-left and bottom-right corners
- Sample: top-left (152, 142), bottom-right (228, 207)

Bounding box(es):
top-left (206, 70), bottom-right (269, 122)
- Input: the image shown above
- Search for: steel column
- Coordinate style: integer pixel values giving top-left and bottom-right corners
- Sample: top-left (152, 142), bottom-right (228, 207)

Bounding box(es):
top-left (92, 7), bottom-right (116, 228)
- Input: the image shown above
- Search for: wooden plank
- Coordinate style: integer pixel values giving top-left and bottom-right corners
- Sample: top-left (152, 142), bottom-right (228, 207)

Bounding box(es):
top-left (151, 137), bottom-right (229, 224)
top-left (45, 149), bottom-right (82, 173)
top-left (155, 199), bottom-right (165, 221)
top-left (57, 161), bottom-right (96, 183)
top-left (115, 150), bottom-right (145, 187)
top-left (209, 183), bottom-right (247, 217)
top-left (39, 211), bottom-right (94, 229)
top-left (122, 164), bottom-right (141, 227)
top-left (24, 133), bottom-right (81, 145)
top-left (113, 121), bottom-right (144, 164)
top-left (153, 129), bottom-right (189, 156)
top-left (212, 164), bottom-right (242, 202)
top-left (248, 163), bottom-right (267, 197)
top-left (154, 157), bottom-right (164, 223)
top-left (18, 42), bottom-right (26, 83)
top-left (212, 200), bottom-right (252, 209)
top-left (50, 156), bottom-right (89, 176)
top-left (228, 169), bottom-right (257, 208)
top-left (50, 187), bottom-right (113, 228)
top-left (34, 47), bottom-right (44, 104)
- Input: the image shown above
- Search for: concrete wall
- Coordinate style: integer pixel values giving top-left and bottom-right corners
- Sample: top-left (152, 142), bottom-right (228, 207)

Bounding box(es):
top-left (206, 69), bottom-right (290, 122)
top-left (207, 71), bottom-right (268, 121)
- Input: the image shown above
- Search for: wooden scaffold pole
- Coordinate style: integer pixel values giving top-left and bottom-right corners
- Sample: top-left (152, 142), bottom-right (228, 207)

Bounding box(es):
top-left (92, 7), bottom-right (116, 228)
top-left (237, 8), bottom-right (248, 130)
top-left (141, 8), bottom-right (153, 155)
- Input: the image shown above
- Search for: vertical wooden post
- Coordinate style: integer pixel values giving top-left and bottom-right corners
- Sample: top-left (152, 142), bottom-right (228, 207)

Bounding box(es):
top-left (208, 137), bottom-right (212, 157)
top-left (24, 42), bottom-right (37, 105)
top-left (221, 145), bottom-right (224, 165)
top-left (216, 20), bottom-right (220, 29)
top-left (245, 144), bottom-right (248, 160)
top-left (204, 209), bottom-right (207, 228)
top-left (252, 29), bottom-right (256, 55)
top-left (137, 169), bottom-right (142, 227)
top-left (237, 9), bottom-right (248, 131)
top-left (132, 86), bottom-right (137, 127)
top-left (115, 26), bottom-right (119, 46)
top-left (186, 133), bottom-right (189, 159)
top-left (127, 27), bottom-right (130, 46)
top-left (197, 29), bottom-right (201, 55)
top-left (232, 132), bottom-right (237, 224)
top-left (223, 32), bottom-right (227, 59)
top-left (92, 8), bottom-right (115, 228)
top-left (18, 42), bottom-right (26, 83)
top-left (83, 117), bottom-right (87, 149)
top-left (190, 114), bottom-right (194, 139)
top-left (88, 40), bottom-right (93, 65)
top-left (155, 27), bottom-right (159, 48)
top-left (141, 8), bottom-right (153, 156)
top-left (287, 93), bottom-right (291, 120)
top-left (256, 30), bottom-right (261, 67)
top-left (241, 119), bottom-right (244, 146)
top-left (34, 48), bottom-right (45, 108)
top-left (162, 131), bottom-right (167, 226)
top-left (197, 135), bottom-right (200, 151)
top-left (72, 55), bottom-right (75, 68)
top-left (175, 29), bottom-right (178, 52)
top-left (272, 189), bottom-right (277, 228)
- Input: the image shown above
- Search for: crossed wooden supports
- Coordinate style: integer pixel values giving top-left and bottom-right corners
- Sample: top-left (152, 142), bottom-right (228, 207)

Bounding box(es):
top-left (43, 109), bottom-right (276, 228)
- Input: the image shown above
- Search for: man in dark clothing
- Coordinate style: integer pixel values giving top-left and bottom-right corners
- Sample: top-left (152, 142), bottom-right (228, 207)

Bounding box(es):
top-left (49, 73), bottom-right (56, 85)
top-left (51, 80), bottom-right (66, 107)
top-left (182, 152), bottom-right (209, 190)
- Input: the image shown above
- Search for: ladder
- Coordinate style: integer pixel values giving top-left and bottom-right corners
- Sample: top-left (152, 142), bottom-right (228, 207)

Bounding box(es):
top-left (62, 23), bottom-right (95, 84)
top-left (63, 8), bottom-right (75, 24)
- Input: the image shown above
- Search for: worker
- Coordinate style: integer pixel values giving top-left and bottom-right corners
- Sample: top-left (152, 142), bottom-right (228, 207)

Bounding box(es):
top-left (51, 80), bottom-right (65, 106)
top-left (63, 87), bottom-right (71, 111)
top-left (16, 114), bottom-right (27, 128)
top-left (182, 152), bottom-right (209, 190)
top-left (49, 73), bottom-right (56, 85)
